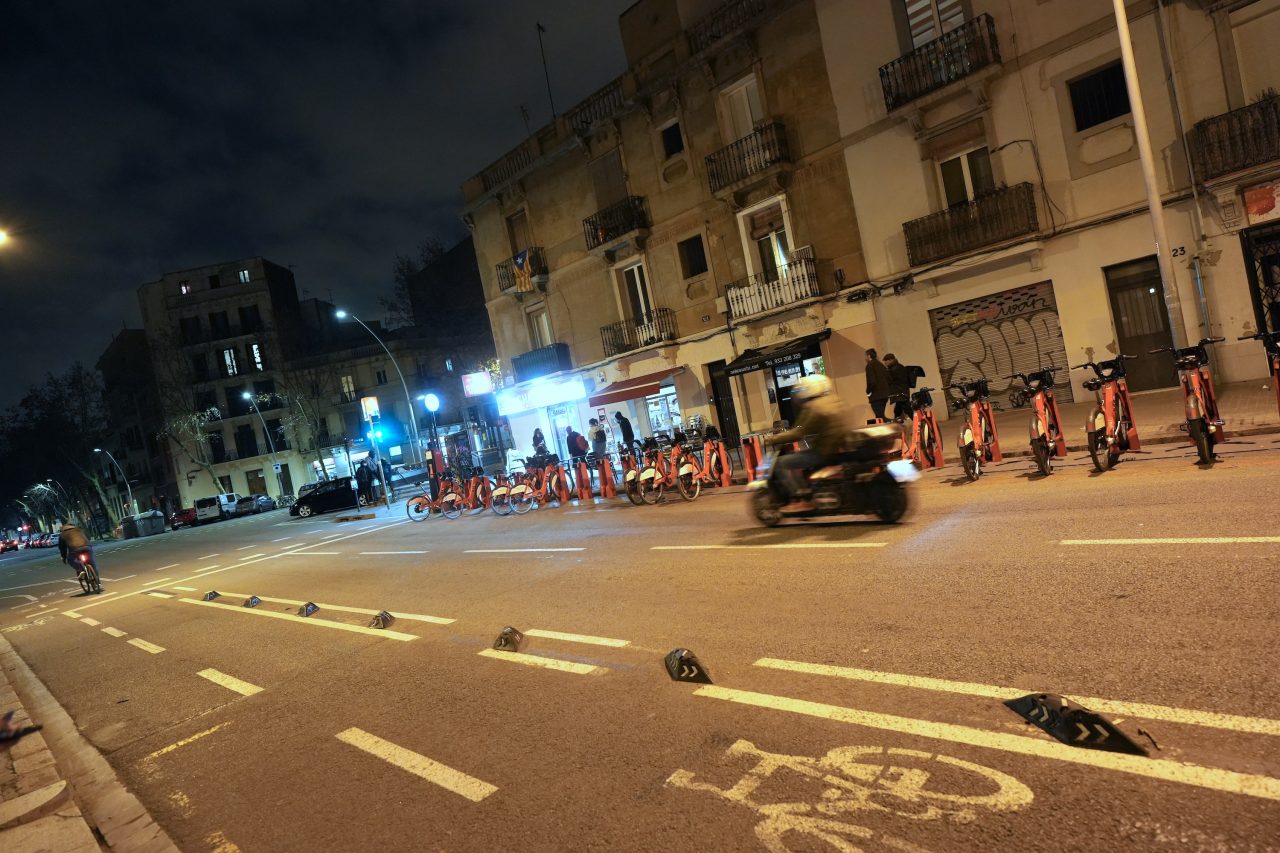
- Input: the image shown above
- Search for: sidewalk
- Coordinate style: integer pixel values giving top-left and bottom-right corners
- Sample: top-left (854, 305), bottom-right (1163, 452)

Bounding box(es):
top-left (0, 633), bottom-right (177, 853)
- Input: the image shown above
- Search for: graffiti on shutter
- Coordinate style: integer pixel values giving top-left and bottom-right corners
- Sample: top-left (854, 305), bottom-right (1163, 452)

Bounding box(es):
top-left (929, 281), bottom-right (1073, 410)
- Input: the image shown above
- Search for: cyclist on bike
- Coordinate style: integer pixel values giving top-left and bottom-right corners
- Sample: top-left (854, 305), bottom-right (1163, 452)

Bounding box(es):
top-left (764, 375), bottom-right (852, 512)
top-left (57, 519), bottom-right (93, 575)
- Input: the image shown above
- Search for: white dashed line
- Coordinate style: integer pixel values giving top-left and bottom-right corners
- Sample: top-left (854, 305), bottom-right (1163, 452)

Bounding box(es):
top-left (127, 638), bottom-right (165, 654)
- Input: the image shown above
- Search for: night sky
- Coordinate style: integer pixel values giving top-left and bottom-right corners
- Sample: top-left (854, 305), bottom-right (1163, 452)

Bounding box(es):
top-left (0, 0), bottom-right (633, 406)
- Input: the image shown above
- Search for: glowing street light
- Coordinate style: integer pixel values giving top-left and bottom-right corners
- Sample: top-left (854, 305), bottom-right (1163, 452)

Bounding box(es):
top-left (0, 229), bottom-right (9, 246)
top-left (242, 392), bottom-right (284, 498)
top-left (334, 308), bottom-right (422, 464)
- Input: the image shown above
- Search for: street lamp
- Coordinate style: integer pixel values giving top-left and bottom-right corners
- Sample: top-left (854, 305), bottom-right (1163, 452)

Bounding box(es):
top-left (93, 448), bottom-right (135, 517)
top-left (0, 229), bottom-right (9, 246)
top-left (242, 392), bottom-right (284, 499)
top-left (334, 308), bottom-right (423, 465)
top-left (418, 393), bottom-right (441, 446)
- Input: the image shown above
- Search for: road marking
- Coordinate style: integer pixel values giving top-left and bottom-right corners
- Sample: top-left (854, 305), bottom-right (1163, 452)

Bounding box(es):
top-left (178, 598), bottom-right (420, 640)
top-left (102, 627), bottom-right (126, 637)
top-left (652, 543), bottom-right (888, 551)
top-left (525, 628), bottom-right (630, 648)
top-left (753, 658), bottom-right (1280, 737)
top-left (142, 578), bottom-right (172, 587)
top-left (360, 550), bottom-right (430, 555)
top-left (193, 564), bottom-right (222, 572)
top-left (147, 592), bottom-right (174, 599)
top-left (464, 548), bottom-right (586, 553)
top-left (101, 574), bottom-right (136, 581)
top-left (213, 592), bottom-right (453, 624)
top-left (271, 537), bottom-right (292, 542)
top-left (277, 551), bottom-right (341, 556)
top-left (80, 617), bottom-right (101, 626)
top-left (155, 563), bottom-right (180, 571)
top-left (477, 648), bottom-right (602, 675)
top-left (197, 668), bottom-right (263, 697)
top-left (1060, 537), bottom-right (1280, 545)
top-left (198, 553), bottom-right (221, 559)
top-left (127, 638), bottom-right (165, 654)
top-left (321, 532), bottom-right (347, 540)
top-left (335, 727), bottom-right (497, 802)
top-left (238, 553), bottom-right (266, 560)
top-left (142, 722), bottom-right (231, 763)
top-left (173, 586), bottom-right (197, 591)
top-left (0, 579), bottom-right (77, 593)
top-left (694, 686), bottom-right (1280, 802)
top-left (235, 545), bottom-right (255, 551)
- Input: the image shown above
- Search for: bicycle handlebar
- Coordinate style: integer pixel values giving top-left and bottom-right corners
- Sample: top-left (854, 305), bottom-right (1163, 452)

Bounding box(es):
top-left (1070, 362), bottom-right (1092, 370)
top-left (1202, 336), bottom-right (1226, 344)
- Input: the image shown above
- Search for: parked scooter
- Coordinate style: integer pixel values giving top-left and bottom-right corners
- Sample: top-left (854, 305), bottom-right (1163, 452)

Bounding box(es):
top-left (1006, 368), bottom-right (1066, 476)
top-left (1149, 337), bottom-right (1227, 465)
top-left (748, 424), bottom-right (917, 526)
top-left (1238, 329), bottom-right (1280, 419)
top-left (948, 379), bottom-right (1002, 481)
top-left (1073, 355), bottom-right (1141, 472)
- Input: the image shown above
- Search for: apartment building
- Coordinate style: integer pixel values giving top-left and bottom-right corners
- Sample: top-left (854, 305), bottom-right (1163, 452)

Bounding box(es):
top-left (462, 0), bottom-right (875, 459)
top-left (137, 257), bottom-right (310, 506)
top-left (814, 0), bottom-right (1280, 414)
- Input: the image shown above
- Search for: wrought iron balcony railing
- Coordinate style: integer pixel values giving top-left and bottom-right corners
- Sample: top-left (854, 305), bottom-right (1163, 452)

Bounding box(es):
top-left (706, 121), bottom-right (789, 194)
top-left (600, 308), bottom-right (678, 357)
top-left (725, 258), bottom-right (818, 320)
top-left (879, 14), bottom-right (1000, 112)
top-left (688, 0), bottom-right (768, 55)
top-left (1189, 94), bottom-right (1280, 182)
top-left (584, 196), bottom-right (649, 250)
top-left (512, 342), bottom-right (573, 383)
top-left (903, 182), bottom-right (1038, 267)
top-left (496, 247), bottom-right (548, 295)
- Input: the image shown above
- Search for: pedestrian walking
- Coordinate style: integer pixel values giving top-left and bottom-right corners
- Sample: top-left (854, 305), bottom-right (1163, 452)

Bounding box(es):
top-left (614, 411), bottom-right (635, 453)
top-left (883, 352), bottom-right (913, 421)
top-left (864, 348), bottom-right (892, 421)
top-left (355, 459), bottom-right (374, 505)
top-left (379, 457), bottom-right (394, 499)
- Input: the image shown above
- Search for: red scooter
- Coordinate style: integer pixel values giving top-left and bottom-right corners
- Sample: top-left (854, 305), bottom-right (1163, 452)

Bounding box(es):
top-left (1072, 355), bottom-right (1141, 472)
top-left (1006, 368), bottom-right (1066, 476)
top-left (948, 379), bottom-right (1001, 481)
top-left (1239, 330), bottom-right (1280, 419)
top-left (1150, 337), bottom-right (1226, 466)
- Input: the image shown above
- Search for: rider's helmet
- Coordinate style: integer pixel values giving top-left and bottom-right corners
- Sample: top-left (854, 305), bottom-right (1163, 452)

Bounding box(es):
top-left (791, 374), bottom-right (833, 402)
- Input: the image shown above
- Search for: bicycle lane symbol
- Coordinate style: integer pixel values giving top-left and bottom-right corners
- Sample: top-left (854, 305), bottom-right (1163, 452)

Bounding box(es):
top-left (666, 739), bottom-right (1034, 852)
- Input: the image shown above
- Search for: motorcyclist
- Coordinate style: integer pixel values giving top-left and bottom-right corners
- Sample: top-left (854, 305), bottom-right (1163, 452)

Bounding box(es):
top-left (764, 374), bottom-right (852, 512)
top-left (56, 519), bottom-right (93, 576)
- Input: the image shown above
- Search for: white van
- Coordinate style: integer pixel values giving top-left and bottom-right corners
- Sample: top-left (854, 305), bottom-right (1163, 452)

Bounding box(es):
top-left (194, 493), bottom-right (241, 523)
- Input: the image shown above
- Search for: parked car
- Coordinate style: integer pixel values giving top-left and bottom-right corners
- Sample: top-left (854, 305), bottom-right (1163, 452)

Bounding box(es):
top-left (194, 493), bottom-right (241, 523)
top-left (297, 481), bottom-right (322, 498)
top-left (1, 538), bottom-right (17, 553)
top-left (169, 507), bottom-right (198, 529)
top-left (289, 477), bottom-right (358, 518)
top-left (236, 494), bottom-right (276, 515)
top-left (251, 494), bottom-right (276, 512)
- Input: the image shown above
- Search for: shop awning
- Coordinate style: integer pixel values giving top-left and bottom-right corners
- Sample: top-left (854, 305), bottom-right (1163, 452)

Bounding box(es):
top-left (726, 330), bottom-right (831, 377)
top-left (588, 367), bottom-right (684, 408)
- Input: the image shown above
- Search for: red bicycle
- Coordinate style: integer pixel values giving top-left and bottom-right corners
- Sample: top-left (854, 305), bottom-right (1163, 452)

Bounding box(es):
top-left (1239, 329), bottom-right (1280, 418)
top-left (1073, 355), bottom-right (1141, 472)
top-left (1006, 368), bottom-right (1066, 476)
top-left (404, 470), bottom-right (466, 521)
top-left (948, 379), bottom-right (1001, 481)
top-left (1150, 337), bottom-right (1226, 466)
top-left (509, 461), bottom-right (572, 513)
top-left (891, 386), bottom-right (943, 470)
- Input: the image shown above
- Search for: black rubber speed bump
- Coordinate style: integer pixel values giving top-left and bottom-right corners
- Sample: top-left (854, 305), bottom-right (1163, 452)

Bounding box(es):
top-left (1005, 693), bottom-right (1147, 755)
top-left (493, 626), bottom-right (525, 652)
top-left (202, 591), bottom-right (221, 602)
top-left (664, 648), bottom-right (712, 684)
top-left (298, 602), bottom-right (319, 617)
top-left (243, 595), bottom-right (261, 608)
top-left (369, 610), bottom-right (395, 629)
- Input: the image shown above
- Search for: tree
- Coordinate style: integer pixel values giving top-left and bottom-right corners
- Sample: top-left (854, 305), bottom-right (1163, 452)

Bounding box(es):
top-left (148, 330), bottom-right (224, 494)
top-left (277, 363), bottom-right (340, 479)
top-left (381, 237), bottom-right (445, 328)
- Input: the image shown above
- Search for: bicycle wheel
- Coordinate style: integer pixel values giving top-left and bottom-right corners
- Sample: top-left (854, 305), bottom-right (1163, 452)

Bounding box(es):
top-left (961, 445), bottom-right (981, 481)
top-left (919, 422), bottom-right (936, 468)
top-left (624, 471), bottom-right (644, 506)
top-left (1188, 418), bottom-right (1213, 465)
top-left (405, 495), bottom-right (433, 522)
top-left (440, 491), bottom-right (464, 520)
top-left (638, 468), bottom-right (664, 505)
top-left (472, 477), bottom-right (494, 513)
top-left (1087, 429), bottom-right (1107, 472)
top-left (77, 567), bottom-right (94, 594)
top-left (509, 483), bottom-right (534, 514)
top-left (676, 471), bottom-right (701, 501)
top-left (490, 483), bottom-right (512, 516)
top-left (707, 448), bottom-right (731, 484)
top-left (1032, 437), bottom-right (1052, 476)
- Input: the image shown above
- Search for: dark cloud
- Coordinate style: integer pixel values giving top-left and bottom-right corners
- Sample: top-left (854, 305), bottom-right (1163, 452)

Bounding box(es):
top-left (0, 0), bottom-right (632, 404)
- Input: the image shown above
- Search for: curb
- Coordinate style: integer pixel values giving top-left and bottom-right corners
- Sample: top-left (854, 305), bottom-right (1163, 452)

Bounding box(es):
top-left (0, 633), bottom-right (178, 852)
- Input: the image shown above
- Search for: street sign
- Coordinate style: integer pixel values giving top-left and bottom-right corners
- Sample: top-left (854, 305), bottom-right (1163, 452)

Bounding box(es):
top-left (242, 595), bottom-right (262, 608)
top-left (664, 648), bottom-right (712, 684)
top-left (202, 590), bottom-right (221, 602)
top-left (298, 602), bottom-right (319, 618)
top-left (493, 626), bottom-right (525, 652)
top-left (1005, 693), bottom-right (1147, 755)
top-left (369, 610), bottom-right (396, 629)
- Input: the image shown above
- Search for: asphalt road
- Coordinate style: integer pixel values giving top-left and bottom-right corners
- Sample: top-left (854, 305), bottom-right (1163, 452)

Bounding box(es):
top-left (3, 435), bottom-right (1279, 852)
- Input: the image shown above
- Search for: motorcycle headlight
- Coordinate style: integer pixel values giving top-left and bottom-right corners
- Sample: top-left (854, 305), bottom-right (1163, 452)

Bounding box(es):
top-left (886, 460), bottom-right (920, 483)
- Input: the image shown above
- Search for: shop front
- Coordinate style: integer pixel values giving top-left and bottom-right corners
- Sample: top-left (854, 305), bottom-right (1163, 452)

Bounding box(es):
top-left (495, 372), bottom-right (594, 469)
top-left (724, 330), bottom-right (830, 428)
top-left (588, 367), bottom-right (685, 445)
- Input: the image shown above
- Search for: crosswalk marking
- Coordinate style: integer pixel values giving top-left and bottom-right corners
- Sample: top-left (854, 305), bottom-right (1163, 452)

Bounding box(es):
top-left (336, 728), bottom-right (497, 802)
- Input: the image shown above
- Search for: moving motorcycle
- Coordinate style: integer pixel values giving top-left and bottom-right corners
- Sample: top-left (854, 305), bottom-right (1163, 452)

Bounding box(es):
top-left (748, 424), bottom-right (917, 527)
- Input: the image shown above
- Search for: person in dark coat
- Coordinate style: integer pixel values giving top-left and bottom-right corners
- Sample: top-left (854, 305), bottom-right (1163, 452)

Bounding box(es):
top-left (565, 425), bottom-right (589, 464)
top-left (613, 411), bottom-right (635, 453)
top-left (355, 460), bottom-right (374, 505)
top-left (864, 347), bottom-right (892, 421)
top-left (883, 353), bottom-right (913, 421)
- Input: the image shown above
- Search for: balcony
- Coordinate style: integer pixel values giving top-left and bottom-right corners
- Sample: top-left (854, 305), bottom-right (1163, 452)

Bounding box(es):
top-left (584, 196), bottom-right (649, 252)
top-left (688, 0), bottom-right (768, 55)
top-left (725, 258), bottom-right (818, 320)
top-left (600, 308), bottom-right (678, 357)
top-left (496, 247), bottom-right (549, 299)
top-left (567, 77), bottom-right (625, 134)
top-left (512, 342), bottom-right (573, 384)
top-left (479, 139), bottom-right (534, 192)
top-left (706, 121), bottom-right (789, 196)
top-left (879, 15), bottom-right (1000, 113)
top-left (903, 182), bottom-right (1039, 267)
top-left (1189, 94), bottom-right (1280, 182)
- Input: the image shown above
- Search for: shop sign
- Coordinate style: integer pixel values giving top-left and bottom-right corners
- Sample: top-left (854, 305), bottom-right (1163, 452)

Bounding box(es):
top-left (462, 370), bottom-right (496, 397)
top-left (1245, 180), bottom-right (1280, 225)
top-left (496, 376), bottom-right (587, 416)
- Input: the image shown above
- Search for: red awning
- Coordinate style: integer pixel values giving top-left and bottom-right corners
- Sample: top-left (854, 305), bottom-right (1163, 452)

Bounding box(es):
top-left (588, 367), bottom-right (684, 408)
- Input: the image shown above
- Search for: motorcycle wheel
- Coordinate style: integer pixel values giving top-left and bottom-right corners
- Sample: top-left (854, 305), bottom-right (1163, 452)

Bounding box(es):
top-left (676, 472), bottom-right (701, 501)
top-left (1188, 418), bottom-right (1213, 466)
top-left (873, 478), bottom-right (908, 523)
top-left (751, 489), bottom-right (781, 527)
top-left (1032, 437), bottom-right (1052, 476)
top-left (405, 495), bottom-right (432, 522)
top-left (638, 469), bottom-right (664, 505)
top-left (961, 446), bottom-right (981, 481)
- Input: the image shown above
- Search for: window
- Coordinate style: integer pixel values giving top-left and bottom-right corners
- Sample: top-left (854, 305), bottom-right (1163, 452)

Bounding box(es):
top-left (179, 316), bottom-right (202, 344)
top-left (1068, 62), bottom-right (1130, 132)
top-left (527, 308), bottom-right (553, 349)
top-left (217, 475), bottom-right (232, 493)
top-left (238, 269), bottom-right (251, 284)
top-left (234, 424), bottom-right (258, 459)
top-left (250, 342), bottom-right (265, 371)
top-left (208, 311), bottom-right (230, 338)
top-left (179, 280), bottom-right (191, 295)
top-left (341, 375), bottom-right (356, 400)
top-left (938, 146), bottom-right (995, 207)
top-left (208, 274), bottom-right (220, 289)
top-left (722, 76), bottom-right (764, 141)
top-left (190, 353), bottom-right (209, 382)
top-left (747, 204), bottom-right (789, 280)
top-left (619, 262), bottom-right (654, 321)
top-left (677, 236), bottom-right (709, 279)
top-left (661, 122), bottom-right (685, 159)
top-left (266, 419), bottom-right (287, 450)
top-left (904, 0), bottom-right (967, 49)
top-left (222, 347), bottom-right (239, 377)
top-left (445, 357), bottom-right (454, 372)
top-left (507, 210), bottom-right (531, 255)
top-left (238, 304), bottom-right (262, 331)
top-left (375, 369), bottom-right (388, 385)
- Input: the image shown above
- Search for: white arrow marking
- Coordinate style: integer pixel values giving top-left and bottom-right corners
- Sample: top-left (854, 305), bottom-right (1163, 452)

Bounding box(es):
top-left (1074, 722), bottom-right (1090, 742)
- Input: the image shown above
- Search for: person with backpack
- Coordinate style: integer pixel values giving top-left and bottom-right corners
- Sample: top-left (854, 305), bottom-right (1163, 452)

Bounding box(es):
top-left (565, 425), bottom-right (589, 465)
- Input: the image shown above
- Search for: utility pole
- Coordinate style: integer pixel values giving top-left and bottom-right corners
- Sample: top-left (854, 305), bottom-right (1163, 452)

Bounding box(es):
top-left (1112, 0), bottom-right (1190, 349)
